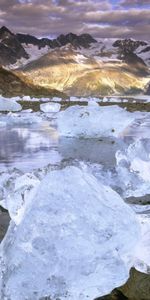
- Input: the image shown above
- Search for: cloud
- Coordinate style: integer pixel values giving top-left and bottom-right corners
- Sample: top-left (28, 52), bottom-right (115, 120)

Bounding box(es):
top-left (0, 0), bottom-right (149, 40)
top-left (120, 0), bottom-right (150, 7)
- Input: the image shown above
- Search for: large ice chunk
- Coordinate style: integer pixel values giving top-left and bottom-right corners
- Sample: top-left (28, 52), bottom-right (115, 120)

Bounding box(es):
top-left (116, 139), bottom-right (150, 198)
top-left (2, 173), bottom-right (40, 225)
top-left (0, 167), bottom-right (139, 300)
top-left (0, 97), bottom-right (22, 112)
top-left (134, 215), bottom-right (150, 273)
top-left (57, 104), bottom-right (136, 138)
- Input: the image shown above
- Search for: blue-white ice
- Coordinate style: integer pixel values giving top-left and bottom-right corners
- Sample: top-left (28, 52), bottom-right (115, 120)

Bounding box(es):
top-left (0, 97), bottom-right (22, 112)
top-left (0, 167), bottom-right (140, 300)
top-left (0, 102), bottom-right (150, 299)
top-left (57, 104), bottom-right (138, 138)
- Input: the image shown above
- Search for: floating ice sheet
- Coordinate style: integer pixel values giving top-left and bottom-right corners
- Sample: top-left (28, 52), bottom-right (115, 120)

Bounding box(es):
top-left (57, 104), bottom-right (137, 138)
top-left (0, 97), bottom-right (22, 112)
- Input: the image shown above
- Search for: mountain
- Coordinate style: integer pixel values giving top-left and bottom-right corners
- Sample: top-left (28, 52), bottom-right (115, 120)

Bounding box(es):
top-left (0, 65), bottom-right (65, 98)
top-left (0, 26), bottom-right (150, 96)
top-left (0, 26), bottom-right (29, 66)
top-left (16, 32), bottom-right (97, 49)
top-left (15, 39), bottom-right (150, 97)
top-left (0, 26), bottom-right (12, 39)
top-left (145, 83), bottom-right (150, 95)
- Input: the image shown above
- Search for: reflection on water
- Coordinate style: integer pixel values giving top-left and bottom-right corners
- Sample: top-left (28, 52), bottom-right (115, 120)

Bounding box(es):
top-left (0, 122), bottom-right (61, 171)
top-left (1, 113), bottom-right (150, 172)
top-left (59, 137), bottom-right (125, 166)
top-left (0, 123), bottom-right (127, 172)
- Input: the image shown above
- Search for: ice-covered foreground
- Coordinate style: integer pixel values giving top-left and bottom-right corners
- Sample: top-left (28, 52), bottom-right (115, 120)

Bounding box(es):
top-left (1, 102), bottom-right (150, 299)
top-left (0, 167), bottom-right (140, 300)
top-left (57, 104), bottom-right (137, 138)
top-left (0, 97), bottom-right (22, 112)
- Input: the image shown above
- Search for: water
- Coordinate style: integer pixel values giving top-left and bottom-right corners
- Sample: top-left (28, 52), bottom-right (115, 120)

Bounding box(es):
top-left (0, 120), bottom-right (61, 171)
top-left (0, 118), bottom-right (126, 172)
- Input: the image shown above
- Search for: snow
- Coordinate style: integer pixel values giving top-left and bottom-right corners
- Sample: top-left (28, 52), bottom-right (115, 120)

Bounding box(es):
top-left (136, 42), bottom-right (150, 66)
top-left (40, 102), bottom-right (61, 113)
top-left (0, 97), bottom-right (22, 112)
top-left (78, 39), bottom-right (118, 63)
top-left (57, 104), bottom-right (136, 138)
top-left (0, 166), bottom-right (140, 300)
top-left (23, 44), bottom-right (50, 61)
top-left (74, 54), bottom-right (88, 64)
top-left (8, 44), bottom-right (50, 69)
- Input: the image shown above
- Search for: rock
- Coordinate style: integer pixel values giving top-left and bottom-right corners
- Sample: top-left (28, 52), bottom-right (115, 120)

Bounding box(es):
top-left (16, 32), bottom-right (97, 49)
top-left (97, 268), bottom-right (150, 300)
top-left (113, 39), bottom-right (147, 54)
top-left (0, 210), bottom-right (10, 242)
top-left (119, 268), bottom-right (150, 300)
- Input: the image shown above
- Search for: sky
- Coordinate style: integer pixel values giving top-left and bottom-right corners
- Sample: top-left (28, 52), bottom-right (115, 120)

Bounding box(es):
top-left (0, 0), bottom-right (150, 40)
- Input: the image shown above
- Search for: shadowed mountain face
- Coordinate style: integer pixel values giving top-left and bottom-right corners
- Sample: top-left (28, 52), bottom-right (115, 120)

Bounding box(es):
top-left (145, 83), bottom-right (150, 94)
top-left (16, 32), bottom-right (97, 49)
top-left (0, 26), bottom-right (150, 96)
top-left (113, 39), bottom-right (147, 54)
top-left (0, 26), bottom-right (29, 66)
top-left (0, 26), bottom-right (97, 67)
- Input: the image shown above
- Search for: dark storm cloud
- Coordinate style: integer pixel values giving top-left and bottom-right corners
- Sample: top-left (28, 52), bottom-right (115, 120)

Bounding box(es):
top-left (0, 0), bottom-right (149, 40)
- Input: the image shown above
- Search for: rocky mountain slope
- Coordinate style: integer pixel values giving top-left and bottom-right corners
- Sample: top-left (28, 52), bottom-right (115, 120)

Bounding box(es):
top-left (17, 41), bottom-right (150, 96)
top-left (0, 66), bottom-right (65, 98)
top-left (16, 36), bottom-right (150, 96)
top-left (0, 26), bottom-right (150, 96)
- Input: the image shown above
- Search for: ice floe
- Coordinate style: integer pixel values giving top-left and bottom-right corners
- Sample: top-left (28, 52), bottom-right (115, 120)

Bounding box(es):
top-left (57, 104), bottom-right (137, 138)
top-left (40, 102), bottom-right (61, 113)
top-left (0, 97), bottom-right (22, 112)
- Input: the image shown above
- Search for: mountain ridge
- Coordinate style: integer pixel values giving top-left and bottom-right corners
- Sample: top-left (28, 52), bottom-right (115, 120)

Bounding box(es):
top-left (0, 26), bottom-right (150, 96)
